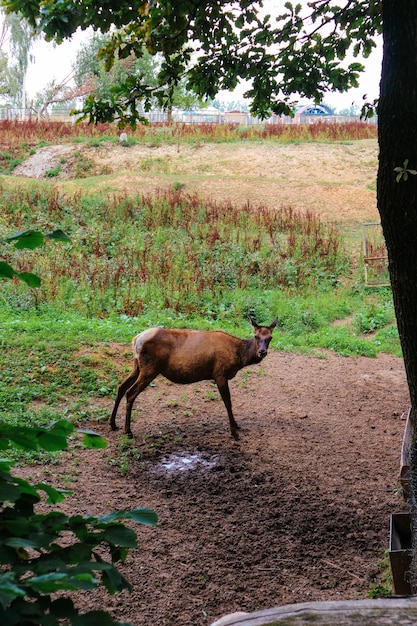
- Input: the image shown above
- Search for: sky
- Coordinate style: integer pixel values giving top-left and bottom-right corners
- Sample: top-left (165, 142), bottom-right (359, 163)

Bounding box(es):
top-left (25, 22), bottom-right (383, 113)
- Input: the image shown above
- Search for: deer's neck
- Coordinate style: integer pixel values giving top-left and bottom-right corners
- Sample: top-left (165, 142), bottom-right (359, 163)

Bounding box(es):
top-left (240, 338), bottom-right (261, 367)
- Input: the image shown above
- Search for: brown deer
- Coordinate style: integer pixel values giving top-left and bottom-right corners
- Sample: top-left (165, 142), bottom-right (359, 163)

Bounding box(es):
top-left (110, 316), bottom-right (278, 440)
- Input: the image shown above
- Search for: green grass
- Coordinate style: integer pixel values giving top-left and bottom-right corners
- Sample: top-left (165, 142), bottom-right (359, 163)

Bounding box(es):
top-left (0, 124), bottom-right (400, 466)
top-left (0, 285), bottom-right (400, 438)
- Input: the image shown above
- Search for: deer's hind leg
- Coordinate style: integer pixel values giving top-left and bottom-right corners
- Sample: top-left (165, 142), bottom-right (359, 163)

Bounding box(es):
top-left (124, 370), bottom-right (158, 437)
top-left (110, 359), bottom-right (140, 431)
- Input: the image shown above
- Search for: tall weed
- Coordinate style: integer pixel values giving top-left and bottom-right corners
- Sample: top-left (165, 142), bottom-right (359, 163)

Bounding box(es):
top-left (0, 185), bottom-right (349, 318)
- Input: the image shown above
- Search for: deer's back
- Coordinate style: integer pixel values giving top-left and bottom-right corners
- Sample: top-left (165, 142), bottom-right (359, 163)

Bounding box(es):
top-left (133, 328), bottom-right (243, 383)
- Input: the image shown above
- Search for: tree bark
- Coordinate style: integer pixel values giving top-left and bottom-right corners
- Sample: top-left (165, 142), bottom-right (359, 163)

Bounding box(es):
top-left (378, 0), bottom-right (417, 588)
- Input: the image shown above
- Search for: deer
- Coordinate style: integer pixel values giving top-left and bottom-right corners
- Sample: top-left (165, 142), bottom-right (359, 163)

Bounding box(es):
top-left (109, 316), bottom-right (278, 440)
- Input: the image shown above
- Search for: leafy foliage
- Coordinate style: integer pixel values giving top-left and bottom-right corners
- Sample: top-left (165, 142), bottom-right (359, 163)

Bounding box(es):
top-left (0, 422), bottom-right (157, 626)
top-left (0, 0), bottom-right (382, 126)
top-left (0, 185), bottom-right (349, 318)
top-left (0, 229), bottom-right (70, 287)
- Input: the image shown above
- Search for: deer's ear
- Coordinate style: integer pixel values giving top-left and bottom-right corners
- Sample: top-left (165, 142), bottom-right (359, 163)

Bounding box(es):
top-left (269, 318), bottom-right (278, 330)
top-left (248, 315), bottom-right (259, 329)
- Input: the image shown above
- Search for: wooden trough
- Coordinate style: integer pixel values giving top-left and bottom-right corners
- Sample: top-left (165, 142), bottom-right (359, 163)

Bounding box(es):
top-left (390, 512), bottom-right (412, 595)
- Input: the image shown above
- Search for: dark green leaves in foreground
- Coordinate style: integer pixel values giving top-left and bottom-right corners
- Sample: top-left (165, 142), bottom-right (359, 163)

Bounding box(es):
top-left (0, 419), bottom-right (105, 454)
top-left (0, 419), bottom-right (158, 626)
top-left (0, 229), bottom-right (70, 287)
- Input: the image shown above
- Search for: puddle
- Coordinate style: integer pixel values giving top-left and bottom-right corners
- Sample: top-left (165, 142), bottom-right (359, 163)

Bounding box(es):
top-left (158, 451), bottom-right (219, 474)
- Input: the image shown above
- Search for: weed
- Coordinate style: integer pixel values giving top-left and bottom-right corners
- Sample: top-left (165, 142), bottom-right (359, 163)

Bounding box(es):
top-left (368, 550), bottom-right (393, 598)
top-left (0, 184), bottom-right (350, 320)
top-left (108, 435), bottom-right (142, 474)
top-left (45, 165), bottom-right (61, 177)
top-left (353, 301), bottom-right (394, 334)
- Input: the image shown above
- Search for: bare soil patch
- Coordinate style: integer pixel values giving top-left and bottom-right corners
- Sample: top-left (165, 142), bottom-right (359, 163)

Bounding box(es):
top-left (21, 350), bottom-right (409, 626)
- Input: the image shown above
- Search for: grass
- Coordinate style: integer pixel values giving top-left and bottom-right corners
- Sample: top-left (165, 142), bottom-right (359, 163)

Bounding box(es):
top-left (0, 121), bottom-right (399, 466)
top-left (369, 550), bottom-right (394, 598)
top-left (0, 184), bottom-right (350, 318)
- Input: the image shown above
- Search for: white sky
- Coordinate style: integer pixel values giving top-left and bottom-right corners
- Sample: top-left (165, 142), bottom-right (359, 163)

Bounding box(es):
top-left (25, 24), bottom-right (382, 113)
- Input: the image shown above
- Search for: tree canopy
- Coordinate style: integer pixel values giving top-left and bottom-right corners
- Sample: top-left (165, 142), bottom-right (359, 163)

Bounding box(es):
top-left (72, 31), bottom-right (205, 119)
top-left (0, 0), bottom-right (382, 125)
top-left (0, 11), bottom-right (35, 105)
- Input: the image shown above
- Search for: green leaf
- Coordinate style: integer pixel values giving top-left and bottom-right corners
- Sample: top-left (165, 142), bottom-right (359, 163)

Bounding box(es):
top-left (36, 430), bottom-right (69, 452)
top-left (0, 481), bottom-right (24, 503)
top-left (50, 597), bottom-right (77, 619)
top-left (0, 262), bottom-right (17, 279)
top-left (0, 459), bottom-right (14, 472)
top-left (101, 565), bottom-right (131, 594)
top-left (99, 508), bottom-right (158, 526)
top-left (78, 430), bottom-right (108, 449)
top-left (34, 483), bottom-right (71, 504)
top-left (126, 508), bottom-right (158, 526)
top-left (5, 230), bottom-right (44, 250)
top-left (1, 428), bottom-right (40, 451)
top-left (29, 571), bottom-right (97, 593)
top-left (0, 573), bottom-right (25, 609)
top-left (17, 272), bottom-right (41, 288)
top-left (72, 610), bottom-right (126, 626)
top-left (1, 517), bottom-right (29, 535)
top-left (102, 524), bottom-right (137, 547)
top-left (4, 537), bottom-right (42, 550)
top-left (46, 229), bottom-right (71, 242)
top-left (50, 419), bottom-right (75, 437)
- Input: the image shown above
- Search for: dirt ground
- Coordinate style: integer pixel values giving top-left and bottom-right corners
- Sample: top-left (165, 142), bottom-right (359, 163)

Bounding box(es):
top-left (13, 138), bottom-right (411, 625)
top-left (22, 349), bottom-right (409, 626)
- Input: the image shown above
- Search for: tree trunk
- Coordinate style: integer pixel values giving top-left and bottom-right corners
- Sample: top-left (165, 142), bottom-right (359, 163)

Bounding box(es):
top-left (378, 0), bottom-right (417, 589)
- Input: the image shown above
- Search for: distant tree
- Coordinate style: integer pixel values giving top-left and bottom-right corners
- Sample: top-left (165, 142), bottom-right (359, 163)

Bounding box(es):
top-left (0, 48), bottom-right (10, 94)
top-left (72, 31), bottom-right (204, 121)
top-left (32, 75), bottom-right (94, 120)
top-left (213, 99), bottom-right (250, 113)
top-left (338, 104), bottom-right (361, 116)
top-left (73, 32), bottom-right (159, 100)
top-left (0, 10), bottom-right (35, 106)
